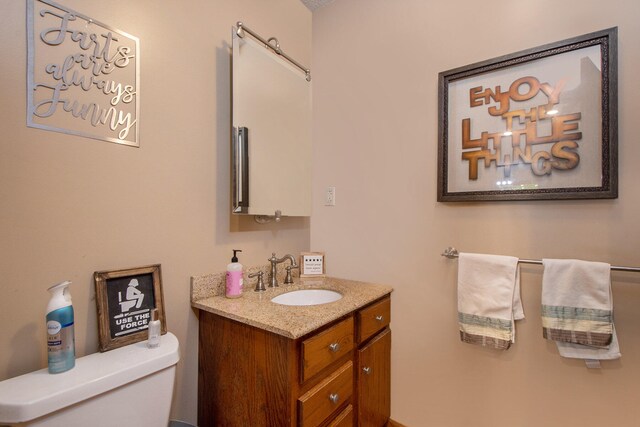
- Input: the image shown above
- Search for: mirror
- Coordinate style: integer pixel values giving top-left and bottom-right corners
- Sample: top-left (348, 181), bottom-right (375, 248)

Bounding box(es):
top-left (231, 24), bottom-right (312, 218)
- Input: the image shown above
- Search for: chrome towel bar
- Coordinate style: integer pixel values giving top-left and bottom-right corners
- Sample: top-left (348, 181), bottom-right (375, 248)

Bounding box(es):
top-left (441, 247), bottom-right (640, 273)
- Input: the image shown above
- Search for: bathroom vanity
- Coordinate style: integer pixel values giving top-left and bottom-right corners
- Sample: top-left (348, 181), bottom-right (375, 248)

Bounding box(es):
top-left (191, 272), bottom-right (393, 427)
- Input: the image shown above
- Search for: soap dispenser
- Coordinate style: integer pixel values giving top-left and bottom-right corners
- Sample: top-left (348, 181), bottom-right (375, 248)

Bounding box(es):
top-left (226, 249), bottom-right (243, 298)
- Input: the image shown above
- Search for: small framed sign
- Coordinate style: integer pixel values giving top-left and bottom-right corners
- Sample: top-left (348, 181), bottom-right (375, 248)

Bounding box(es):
top-left (94, 264), bottom-right (166, 352)
top-left (300, 252), bottom-right (325, 278)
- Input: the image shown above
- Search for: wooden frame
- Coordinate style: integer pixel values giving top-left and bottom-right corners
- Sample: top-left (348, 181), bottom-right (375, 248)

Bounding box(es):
top-left (94, 264), bottom-right (167, 352)
top-left (300, 252), bottom-right (326, 278)
top-left (438, 27), bottom-right (617, 202)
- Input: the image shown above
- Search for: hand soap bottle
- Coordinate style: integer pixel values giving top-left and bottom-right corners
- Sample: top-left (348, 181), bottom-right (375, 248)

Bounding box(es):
top-left (46, 280), bottom-right (75, 374)
top-left (226, 249), bottom-right (243, 298)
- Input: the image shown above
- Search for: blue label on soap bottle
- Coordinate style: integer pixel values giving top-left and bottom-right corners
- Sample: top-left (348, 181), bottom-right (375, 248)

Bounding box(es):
top-left (47, 305), bottom-right (75, 374)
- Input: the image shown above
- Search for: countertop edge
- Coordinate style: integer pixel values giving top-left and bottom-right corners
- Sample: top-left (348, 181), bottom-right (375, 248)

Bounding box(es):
top-left (192, 277), bottom-right (393, 339)
top-left (192, 299), bottom-right (298, 338)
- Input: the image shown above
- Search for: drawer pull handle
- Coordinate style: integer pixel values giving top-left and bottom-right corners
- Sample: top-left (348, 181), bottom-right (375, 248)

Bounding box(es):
top-left (329, 343), bottom-right (340, 352)
top-left (329, 393), bottom-right (340, 404)
top-left (362, 366), bottom-right (372, 375)
top-left (375, 315), bottom-right (384, 321)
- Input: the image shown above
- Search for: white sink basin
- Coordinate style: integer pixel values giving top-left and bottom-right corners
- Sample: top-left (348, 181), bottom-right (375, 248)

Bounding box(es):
top-left (271, 289), bottom-right (342, 306)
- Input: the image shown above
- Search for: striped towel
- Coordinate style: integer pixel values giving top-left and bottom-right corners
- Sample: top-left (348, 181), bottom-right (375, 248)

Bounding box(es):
top-left (541, 259), bottom-right (613, 348)
top-left (457, 253), bottom-right (524, 350)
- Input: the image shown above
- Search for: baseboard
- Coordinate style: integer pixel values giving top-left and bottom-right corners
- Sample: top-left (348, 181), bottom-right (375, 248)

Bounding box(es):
top-left (386, 419), bottom-right (408, 427)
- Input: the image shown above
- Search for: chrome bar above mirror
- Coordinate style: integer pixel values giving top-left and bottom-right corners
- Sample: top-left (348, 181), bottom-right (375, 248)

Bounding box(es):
top-left (236, 21), bottom-right (311, 81)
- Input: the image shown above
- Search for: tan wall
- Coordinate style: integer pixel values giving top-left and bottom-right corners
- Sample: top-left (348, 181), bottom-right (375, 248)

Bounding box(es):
top-left (0, 0), bottom-right (310, 424)
top-left (311, 1), bottom-right (640, 426)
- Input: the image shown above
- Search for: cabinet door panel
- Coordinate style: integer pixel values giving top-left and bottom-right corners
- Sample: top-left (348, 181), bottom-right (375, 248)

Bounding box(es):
top-left (357, 328), bottom-right (391, 426)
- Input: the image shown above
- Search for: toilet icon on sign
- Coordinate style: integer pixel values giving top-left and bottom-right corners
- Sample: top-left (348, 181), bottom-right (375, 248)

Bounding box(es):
top-left (118, 279), bottom-right (145, 313)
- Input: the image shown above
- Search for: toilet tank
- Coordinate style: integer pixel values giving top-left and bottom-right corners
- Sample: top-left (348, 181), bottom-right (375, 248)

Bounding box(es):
top-left (0, 333), bottom-right (179, 427)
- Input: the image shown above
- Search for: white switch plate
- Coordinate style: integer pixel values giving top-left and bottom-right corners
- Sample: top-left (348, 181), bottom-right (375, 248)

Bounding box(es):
top-left (325, 186), bottom-right (336, 206)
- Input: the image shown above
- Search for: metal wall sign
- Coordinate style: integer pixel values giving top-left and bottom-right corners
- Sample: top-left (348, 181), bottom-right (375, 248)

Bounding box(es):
top-left (27, 0), bottom-right (140, 147)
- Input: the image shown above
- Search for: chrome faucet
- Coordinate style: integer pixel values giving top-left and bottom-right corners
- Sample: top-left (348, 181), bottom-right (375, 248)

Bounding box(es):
top-left (267, 253), bottom-right (298, 287)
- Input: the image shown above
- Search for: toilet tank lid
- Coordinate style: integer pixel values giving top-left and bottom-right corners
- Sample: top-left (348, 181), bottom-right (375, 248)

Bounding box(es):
top-left (0, 332), bottom-right (179, 424)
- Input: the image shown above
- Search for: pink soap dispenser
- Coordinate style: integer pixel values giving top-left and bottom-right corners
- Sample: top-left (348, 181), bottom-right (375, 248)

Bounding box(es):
top-left (226, 249), bottom-right (243, 298)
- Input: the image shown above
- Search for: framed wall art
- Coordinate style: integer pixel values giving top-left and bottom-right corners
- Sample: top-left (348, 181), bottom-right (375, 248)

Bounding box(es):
top-left (27, 0), bottom-right (139, 147)
top-left (437, 27), bottom-right (617, 202)
top-left (94, 264), bottom-right (166, 351)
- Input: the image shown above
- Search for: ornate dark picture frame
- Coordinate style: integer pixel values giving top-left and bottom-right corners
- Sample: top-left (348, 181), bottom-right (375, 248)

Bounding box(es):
top-left (94, 264), bottom-right (167, 352)
top-left (437, 28), bottom-right (617, 202)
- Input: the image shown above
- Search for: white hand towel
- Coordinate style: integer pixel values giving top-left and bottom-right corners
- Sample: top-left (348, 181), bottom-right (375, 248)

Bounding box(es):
top-left (554, 326), bottom-right (621, 360)
top-left (541, 259), bottom-right (620, 361)
top-left (457, 253), bottom-right (524, 350)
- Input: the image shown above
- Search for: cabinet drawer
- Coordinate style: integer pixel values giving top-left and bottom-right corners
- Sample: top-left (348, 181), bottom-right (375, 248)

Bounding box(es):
top-left (298, 361), bottom-right (353, 427)
top-left (302, 316), bottom-right (354, 382)
top-left (357, 297), bottom-right (391, 344)
top-left (327, 404), bottom-right (353, 427)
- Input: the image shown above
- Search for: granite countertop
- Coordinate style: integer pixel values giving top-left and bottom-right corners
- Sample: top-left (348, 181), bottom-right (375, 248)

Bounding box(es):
top-left (191, 267), bottom-right (393, 339)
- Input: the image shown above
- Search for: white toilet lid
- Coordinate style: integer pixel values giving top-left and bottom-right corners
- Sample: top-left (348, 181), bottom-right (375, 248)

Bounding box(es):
top-left (0, 332), bottom-right (179, 424)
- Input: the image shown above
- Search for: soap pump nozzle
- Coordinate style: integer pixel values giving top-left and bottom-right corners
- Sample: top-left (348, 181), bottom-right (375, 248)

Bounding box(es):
top-left (231, 249), bottom-right (242, 263)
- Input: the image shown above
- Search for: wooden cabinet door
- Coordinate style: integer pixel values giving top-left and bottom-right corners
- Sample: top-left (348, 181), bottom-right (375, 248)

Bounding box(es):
top-left (357, 328), bottom-right (391, 426)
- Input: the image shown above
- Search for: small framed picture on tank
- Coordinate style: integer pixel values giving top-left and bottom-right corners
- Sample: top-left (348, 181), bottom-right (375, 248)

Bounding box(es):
top-left (94, 264), bottom-right (167, 352)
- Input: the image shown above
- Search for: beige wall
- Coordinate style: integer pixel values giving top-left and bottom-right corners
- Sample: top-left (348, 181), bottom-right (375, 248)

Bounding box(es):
top-left (0, 0), bottom-right (310, 424)
top-left (311, 1), bottom-right (640, 426)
